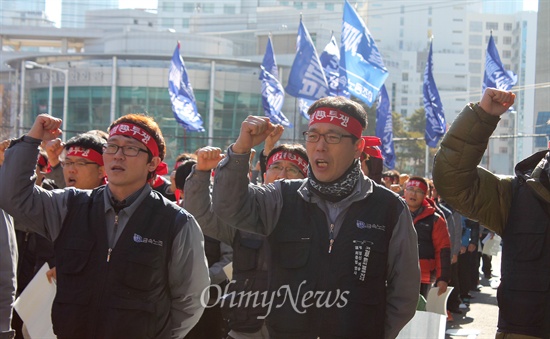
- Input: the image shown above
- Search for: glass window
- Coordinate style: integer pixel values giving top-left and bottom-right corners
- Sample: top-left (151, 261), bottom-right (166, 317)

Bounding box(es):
top-left (402, 72), bottom-right (408, 81)
top-left (486, 22), bottom-right (498, 30)
top-left (182, 18), bottom-right (189, 28)
top-left (502, 50), bottom-right (511, 58)
top-left (203, 3), bottom-right (215, 13)
top-left (401, 97), bottom-right (408, 106)
top-left (469, 62), bottom-right (481, 73)
top-left (163, 18), bottom-right (174, 27)
top-left (162, 2), bottom-right (175, 11)
top-left (503, 36), bottom-right (512, 45)
top-left (325, 3), bottom-right (334, 11)
top-left (294, 2), bottom-right (303, 10)
top-left (183, 3), bottom-right (194, 12)
top-left (504, 23), bottom-right (512, 31)
top-left (469, 35), bottom-right (482, 46)
top-left (470, 21), bottom-right (482, 32)
top-left (224, 5), bottom-right (236, 14)
top-left (469, 48), bottom-right (482, 58)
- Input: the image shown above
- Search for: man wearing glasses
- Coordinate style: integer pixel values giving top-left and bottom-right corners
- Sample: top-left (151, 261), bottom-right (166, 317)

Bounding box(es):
top-left (0, 113), bottom-right (209, 338)
top-left (403, 176), bottom-right (451, 299)
top-left (59, 133), bottom-right (107, 189)
top-left (211, 96), bottom-right (420, 338)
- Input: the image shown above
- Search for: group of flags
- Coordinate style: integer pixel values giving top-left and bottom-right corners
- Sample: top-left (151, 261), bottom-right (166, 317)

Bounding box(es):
top-left (167, 2), bottom-right (517, 170)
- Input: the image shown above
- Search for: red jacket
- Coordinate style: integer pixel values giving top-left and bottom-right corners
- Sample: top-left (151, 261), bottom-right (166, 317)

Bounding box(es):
top-left (412, 198), bottom-right (451, 284)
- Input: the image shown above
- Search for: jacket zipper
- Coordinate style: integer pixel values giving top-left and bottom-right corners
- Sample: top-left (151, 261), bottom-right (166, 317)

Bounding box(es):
top-left (107, 213), bottom-right (119, 262)
top-left (328, 223), bottom-right (335, 253)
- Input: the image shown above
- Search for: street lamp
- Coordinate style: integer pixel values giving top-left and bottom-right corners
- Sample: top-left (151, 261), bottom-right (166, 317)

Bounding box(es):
top-left (23, 61), bottom-right (69, 141)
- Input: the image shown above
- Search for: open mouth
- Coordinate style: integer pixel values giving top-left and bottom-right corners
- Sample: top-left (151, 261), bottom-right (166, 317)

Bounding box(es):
top-left (111, 165), bottom-right (125, 172)
top-left (316, 160), bottom-right (328, 168)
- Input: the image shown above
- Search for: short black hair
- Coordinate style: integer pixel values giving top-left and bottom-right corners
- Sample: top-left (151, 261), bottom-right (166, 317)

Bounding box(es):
top-left (175, 159), bottom-right (197, 191)
top-left (65, 132), bottom-right (105, 155)
top-left (175, 152), bottom-right (197, 163)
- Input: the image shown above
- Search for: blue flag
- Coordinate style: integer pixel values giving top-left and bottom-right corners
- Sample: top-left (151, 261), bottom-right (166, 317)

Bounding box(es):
top-left (340, 0), bottom-right (388, 106)
top-left (298, 34), bottom-right (342, 120)
top-left (423, 40), bottom-right (446, 148)
top-left (286, 19), bottom-right (329, 102)
top-left (483, 35), bottom-right (517, 93)
top-left (375, 85), bottom-right (395, 169)
top-left (168, 42), bottom-right (205, 132)
top-left (297, 98), bottom-right (314, 120)
top-left (319, 34), bottom-right (342, 97)
top-left (260, 37), bottom-right (291, 127)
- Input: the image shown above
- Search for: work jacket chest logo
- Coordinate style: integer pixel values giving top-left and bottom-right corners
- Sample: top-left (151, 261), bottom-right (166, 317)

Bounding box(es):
top-left (357, 220), bottom-right (386, 231)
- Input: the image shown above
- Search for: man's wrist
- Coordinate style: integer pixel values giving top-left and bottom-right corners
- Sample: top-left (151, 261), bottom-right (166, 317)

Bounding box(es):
top-left (230, 144), bottom-right (251, 155)
top-left (21, 135), bottom-right (41, 145)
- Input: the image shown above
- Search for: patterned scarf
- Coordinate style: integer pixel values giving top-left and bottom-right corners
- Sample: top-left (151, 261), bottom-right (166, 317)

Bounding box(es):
top-left (307, 159), bottom-right (361, 202)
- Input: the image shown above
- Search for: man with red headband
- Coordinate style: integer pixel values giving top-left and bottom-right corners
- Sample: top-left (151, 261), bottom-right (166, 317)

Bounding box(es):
top-left (184, 143), bottom-right (308, 339)
top-left (211, 96), bottom-right (420, 338)
top-left (360, 136), bottom-right (384, 184)
top-left (403, 176), bottom-right (451, 298)
top-left (60, 133), bottom-right (107, 189)
top-left (40, 133), bottom-right (109, 284)
top-left (0, 113), bottom-right (210, 338)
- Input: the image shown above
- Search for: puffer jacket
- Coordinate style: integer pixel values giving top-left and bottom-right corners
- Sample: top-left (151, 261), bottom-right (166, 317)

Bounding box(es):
top-left (412, 198), bottom-right (451, 284)
top-left (433, 102), bottom-right (550, 339)
top-left (433, 102), bottom-right (550, 234)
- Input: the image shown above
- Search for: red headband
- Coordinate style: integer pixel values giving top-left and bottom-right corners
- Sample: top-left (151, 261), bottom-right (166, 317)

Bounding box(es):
top-left (267, 151), bottom-right (308, 177)
top-left (361, 136), bottom-right (383, 161)
top-left (66, 146), bottom-right (104, 166)
top-left (37, 154), bottom-right (51, 173)
top-left (309, 107), bottom-right (363, 139)
top-left (406, 179), bottom-right (428, 194)
top-left (109, 123), bottom-right (159, 157)
top-left (156, 161), bottom-right (168, 176)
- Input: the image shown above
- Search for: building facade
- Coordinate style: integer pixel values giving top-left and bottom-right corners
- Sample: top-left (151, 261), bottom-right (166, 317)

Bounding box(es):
top-left (0, 0), bottom-right (544, 173)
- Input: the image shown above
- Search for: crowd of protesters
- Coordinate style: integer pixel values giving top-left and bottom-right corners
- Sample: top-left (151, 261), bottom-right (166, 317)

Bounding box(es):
top-left (0, 88), bottom-right (546, 339)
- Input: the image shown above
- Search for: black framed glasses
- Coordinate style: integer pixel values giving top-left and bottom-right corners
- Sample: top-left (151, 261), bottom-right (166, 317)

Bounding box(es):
top-left (267, 163), bottom-right (302, 177)
top-left (405, 187), bottom-right (425, 195)
top-left (60, 160), bottom-right (98, 168)
top-left (303, 131), bottom-right (354, 144)
top-left (103, 143), bottom-right (149, 157)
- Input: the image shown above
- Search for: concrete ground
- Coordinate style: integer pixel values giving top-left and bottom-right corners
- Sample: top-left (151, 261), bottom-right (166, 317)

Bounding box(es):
top-left (446, 249), bottom-right (501, 339)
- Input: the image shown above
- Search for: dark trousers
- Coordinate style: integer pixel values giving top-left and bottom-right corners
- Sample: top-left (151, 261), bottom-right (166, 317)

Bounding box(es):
top-left (458, 251), bottom-right (476, 297)
top-left (447, 262), bottom-right (461, 310)
top-left (481, 253), bottom-right (492, 277)
top-left (185, 305), bottom-right (226, 339)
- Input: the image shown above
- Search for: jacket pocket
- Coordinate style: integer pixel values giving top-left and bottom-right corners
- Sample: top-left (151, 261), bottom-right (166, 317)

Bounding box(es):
top-left (234, 236), bottom-right (263, 271)
top-left (508, 222), bottom-right (547, 261)
top-left (52, 289), bottom-right (93, 337)
top-left (104, 296), bottom-right (156, 338)
top-left (277, 237), bottom-right (311, 269)
top-left (123, 248), bottom-right (162, 291)
top-left (57, 238), bottom-right (94, 274)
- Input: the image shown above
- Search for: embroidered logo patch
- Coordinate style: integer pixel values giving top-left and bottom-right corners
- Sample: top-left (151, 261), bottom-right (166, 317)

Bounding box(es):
top-left (356, 220), bottom-right (367, 229)
top-left (133, 233), bottom-right (163, 247)
top-left (356, 221), bottom-right (386, 231)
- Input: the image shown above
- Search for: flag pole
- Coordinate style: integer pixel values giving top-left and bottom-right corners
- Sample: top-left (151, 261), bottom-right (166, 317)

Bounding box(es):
top-left (425, 146), bottom-right (429, 178)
